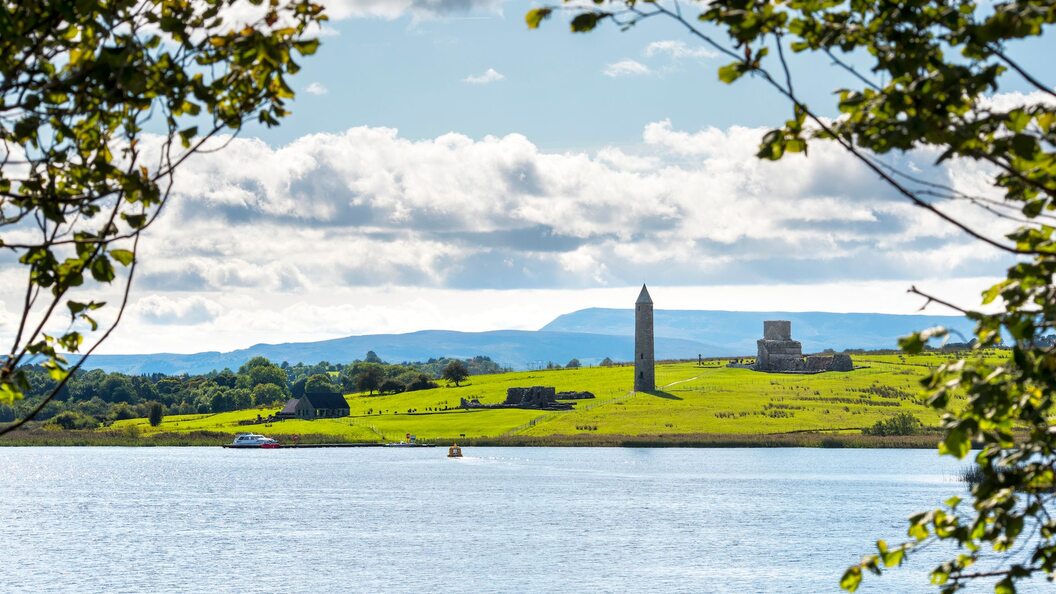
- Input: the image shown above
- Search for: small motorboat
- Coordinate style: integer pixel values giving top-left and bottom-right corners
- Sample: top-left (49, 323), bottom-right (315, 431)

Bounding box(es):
top-left (448, 443), bottom-right (463, 458)
top-left (226, 433), bottom-right (280, 448)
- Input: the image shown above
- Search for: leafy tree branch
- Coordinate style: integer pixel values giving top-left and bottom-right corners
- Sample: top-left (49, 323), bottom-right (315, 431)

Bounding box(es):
top-left (0, 0), bottom-right (327, 434)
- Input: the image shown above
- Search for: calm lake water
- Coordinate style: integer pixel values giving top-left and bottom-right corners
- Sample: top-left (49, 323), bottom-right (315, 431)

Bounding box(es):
top-left (0, 447), bottom-right (1035, 593)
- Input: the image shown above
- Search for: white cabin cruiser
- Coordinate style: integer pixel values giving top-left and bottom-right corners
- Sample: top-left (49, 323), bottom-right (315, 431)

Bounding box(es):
top-left (227, 433), bottom-right (280, 448)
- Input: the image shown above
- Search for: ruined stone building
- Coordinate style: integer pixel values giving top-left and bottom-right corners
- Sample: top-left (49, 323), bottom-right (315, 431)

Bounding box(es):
top-left (635, 284), bottom-right (655, 392)
top-left (459, 386), bottom-right (595, 411)
top-left (756, 321), bottom-right (804, 372)
top-left (754, 320), bottom-right (853, 373)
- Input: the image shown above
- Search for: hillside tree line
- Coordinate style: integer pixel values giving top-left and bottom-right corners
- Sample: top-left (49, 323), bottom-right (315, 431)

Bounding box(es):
top-left (3, 353), bottom-right (505, 430)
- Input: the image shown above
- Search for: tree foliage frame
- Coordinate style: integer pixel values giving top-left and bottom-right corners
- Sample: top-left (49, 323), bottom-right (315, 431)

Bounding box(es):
top-left (0, 0), bottom-right (326, 434)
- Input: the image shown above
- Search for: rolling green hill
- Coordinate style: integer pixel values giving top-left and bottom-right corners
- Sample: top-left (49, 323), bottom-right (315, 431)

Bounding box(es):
top-left (107, 352), bottom-right (989, 445)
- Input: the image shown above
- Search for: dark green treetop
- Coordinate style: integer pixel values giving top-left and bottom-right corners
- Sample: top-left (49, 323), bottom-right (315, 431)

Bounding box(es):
top-left (442, 360), bottom-right (469, 387)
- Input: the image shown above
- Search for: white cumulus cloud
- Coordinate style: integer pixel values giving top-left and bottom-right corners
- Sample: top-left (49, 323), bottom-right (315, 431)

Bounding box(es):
top-left (135, 295), bottom-right (224, 325)
top-left (0, 116), bottom-right (1021, 354)
top-left (317, 0), bottom-right (502, 20)
top-left (122, 119), bottom-right (1009, 298)
top-left (644, 40), bottom-right (717, 60)
top-left (463, 68), bottom-right (505, 85)
top-left (603, 59), bottom-right (651, 78)
top-left (305, 82), bottom-right (328, 95)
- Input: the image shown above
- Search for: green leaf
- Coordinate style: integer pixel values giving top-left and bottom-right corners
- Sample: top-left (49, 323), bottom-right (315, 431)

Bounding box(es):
top-left (1006, 109), bottom-right (1031, 133)
top-left (939, 427), bottom-right (971, 459)
top-left (178, 126), bottom-right (198, 149)
top-left (67, 300), bottom-right (88, 316)
top-left (525, 8), bottom-right (552, 30)
top-left (982, 280), bottom-right (1010, 305)
top-left (899, 332), bottom-right (925, 354)
top-left (840, 566), bottom-right (862, 591)
top-left (570, 13), bottom-right (604, 33)
top-left (882, 548), bottom-right (904, 567)
top-left (718, 62), bottom-right (744, 84)
top-left (89, 255), bottom-right (115, 283)
top-left (1010, 133), bottom-right (1036, 159)
top-left (0, 384), bottom-right (20, 405)
top-left (1022, 200), bottom-right (1044, 218)
top-left (109, 249), bottom-right (135, 266)
top-left (294, 39), bottom-right (320, 55)
top-left (122, 213), bottom-right (148, 229)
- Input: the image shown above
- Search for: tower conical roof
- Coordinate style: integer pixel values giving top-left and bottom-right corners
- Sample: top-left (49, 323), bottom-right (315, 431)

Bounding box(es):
top-left (636, 284), bottom-right (653, 305)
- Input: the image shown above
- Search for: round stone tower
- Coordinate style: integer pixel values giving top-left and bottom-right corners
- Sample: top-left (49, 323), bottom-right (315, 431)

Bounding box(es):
top-left (634, 284), bottom-right (655, 392)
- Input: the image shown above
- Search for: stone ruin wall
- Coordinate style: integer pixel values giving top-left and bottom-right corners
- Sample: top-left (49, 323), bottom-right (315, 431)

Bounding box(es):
top-left (461, 386), bottom-right (595, 411)
top-left (763, 320), bottom-right (792, 341)
top-left (754, 320), bottom-right (854, 373)
top-left (756, 320), bottom-right (804, 371)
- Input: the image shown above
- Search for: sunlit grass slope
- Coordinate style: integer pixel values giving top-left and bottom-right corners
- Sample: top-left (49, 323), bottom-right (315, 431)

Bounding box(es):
top-left (112, 351), bottom-right (1003, 442)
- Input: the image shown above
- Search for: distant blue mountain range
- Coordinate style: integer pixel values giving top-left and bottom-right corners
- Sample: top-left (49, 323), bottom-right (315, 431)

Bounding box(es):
top-left (542, 308), bottom-right (977, 355)
top-left (78, 308), bottom-right (975, 375)
top-left (79, 329), bottom-right (713, 375)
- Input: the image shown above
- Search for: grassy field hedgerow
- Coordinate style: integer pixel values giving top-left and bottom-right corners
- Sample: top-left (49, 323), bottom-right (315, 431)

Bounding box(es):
top-left (82, 351), bottom-right (995, 446)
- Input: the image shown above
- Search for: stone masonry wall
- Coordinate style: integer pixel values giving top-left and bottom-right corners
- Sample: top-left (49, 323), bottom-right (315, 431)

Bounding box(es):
top-left (763, 320), bottom-right (792, 341)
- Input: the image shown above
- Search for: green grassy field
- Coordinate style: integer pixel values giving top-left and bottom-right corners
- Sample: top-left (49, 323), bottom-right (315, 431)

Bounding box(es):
top-left (98, 351), bottom-right (995, 446)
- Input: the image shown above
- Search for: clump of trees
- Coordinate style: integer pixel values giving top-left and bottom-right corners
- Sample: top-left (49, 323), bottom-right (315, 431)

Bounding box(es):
top-left (3, 352), bottom-right (497, 428)
top-left (863, 413), bottom-right (923, 437)
top-left (48, 411), bottom-right (100, 431)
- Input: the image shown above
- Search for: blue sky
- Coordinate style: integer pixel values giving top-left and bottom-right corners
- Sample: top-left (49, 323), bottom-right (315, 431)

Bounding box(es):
top-left (256, 3), bottom-right (1054, 148)
top-left (3, 0), bottom-right (1053, 354)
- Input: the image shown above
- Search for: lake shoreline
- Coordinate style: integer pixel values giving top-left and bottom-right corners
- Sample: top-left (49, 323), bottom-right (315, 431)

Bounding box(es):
top-left (0, 428), bottom-right (942, 448)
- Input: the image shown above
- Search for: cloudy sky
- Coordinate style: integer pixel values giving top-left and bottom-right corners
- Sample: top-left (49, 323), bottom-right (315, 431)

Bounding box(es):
top-left (4, 0), bottom-right (1054, 354)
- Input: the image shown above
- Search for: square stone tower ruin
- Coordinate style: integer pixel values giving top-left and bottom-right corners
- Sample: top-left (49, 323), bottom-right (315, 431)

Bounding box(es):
top-left (756, 320), bottom-right (803, 372)
top-left (634, 284), bottom-right (655, 392)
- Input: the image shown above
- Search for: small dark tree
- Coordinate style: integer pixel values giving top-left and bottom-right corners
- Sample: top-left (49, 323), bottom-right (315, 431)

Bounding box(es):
top-left (252, 384), bottom-right (285, 407)
top-left (49, 411), bottom-right (100, 430)
top-left (600, 357), bottom-right (614, 367)
top-left (566, 358), bottom-right (581, 369)
top-left (405, 373), bottom-right (438, 392)
top-left (238, 357), bottom-right (274, 374)
top-left (147, 402), bottom-right (164, 427)
top-left (214, 369), bottom-right (238, 388)
top-left (304, 374), bottom-right (339, 396)
top-left (442, 361), bottom-right (469, 387)
top-left (291, 377), bottom-right (307, 398)
top-left (355, 363), bottom-right (385, 395)
top-left (364, 350), bottom-right (383, 364)
top-left (379, 379), bottom-right (404, 395)
top-left (863, 413), bottom-right (923, 437)
top-left (107, 402), bottom-right (137, 422)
